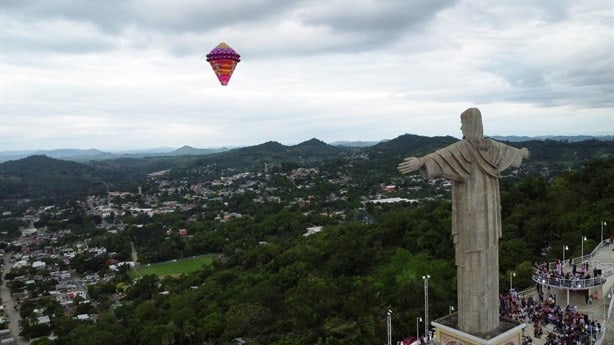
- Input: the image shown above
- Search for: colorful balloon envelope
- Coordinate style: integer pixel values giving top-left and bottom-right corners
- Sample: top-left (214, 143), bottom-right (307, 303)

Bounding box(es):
top-left (206, 42), bottom-right (241, 86)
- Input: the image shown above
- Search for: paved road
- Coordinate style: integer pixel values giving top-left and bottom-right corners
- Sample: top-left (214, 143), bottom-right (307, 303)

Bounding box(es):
top-left (1, 255), bottom-right (27, 345)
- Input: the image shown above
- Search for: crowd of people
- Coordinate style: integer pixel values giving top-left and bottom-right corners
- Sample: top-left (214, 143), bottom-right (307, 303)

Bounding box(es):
top-left (500, 291), bottom-right (602, 345)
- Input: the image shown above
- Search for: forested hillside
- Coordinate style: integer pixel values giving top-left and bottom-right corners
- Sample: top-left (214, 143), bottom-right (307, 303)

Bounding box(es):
top-left (0, 155), bottom-right (106, 201)
top-left (47, 158), bottom-right (613, 345)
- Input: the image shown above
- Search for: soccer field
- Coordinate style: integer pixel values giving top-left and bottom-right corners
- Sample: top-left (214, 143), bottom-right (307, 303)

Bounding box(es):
top-left (131, 254), bottom-right (216, 277)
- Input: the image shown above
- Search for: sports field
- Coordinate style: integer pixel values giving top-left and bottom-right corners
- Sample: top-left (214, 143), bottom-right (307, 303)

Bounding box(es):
top-left (131, 254), bottom-right (216, 278)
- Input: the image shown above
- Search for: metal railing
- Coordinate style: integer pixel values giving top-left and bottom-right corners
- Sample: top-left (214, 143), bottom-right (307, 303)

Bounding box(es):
top-left (532, 272), bottom-right (606, 290)
top-left (594, 289), bottom-right (614, 345)
top-left (547, 241), bottom-right (610, 272)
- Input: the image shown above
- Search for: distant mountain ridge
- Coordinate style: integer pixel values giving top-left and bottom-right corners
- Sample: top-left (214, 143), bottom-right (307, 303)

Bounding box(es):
top-left (291, 138), bottom-right (352, 159)
top-left (331, 140), bottom-right (383, 147)
top-left (1, 135), bottom-right (612, 202)
top-left (0, 148), bottom-right (109, 163)
top-left (369, 134), bottom-right (459, 157)
top-left (171, 145), bottom-right (231, 156)
top-left (185, 138), bottom-right (355, 171)
top-left (2, 135), bottom-right (610, 163)
top-left (0, 135), bottom-right (614, 163)
top-left (0, 146), bottom-right (233, 163)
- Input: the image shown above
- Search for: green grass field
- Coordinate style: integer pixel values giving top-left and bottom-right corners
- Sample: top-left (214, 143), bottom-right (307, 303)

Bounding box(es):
top-left (131, 254), bottom-right (216, 278)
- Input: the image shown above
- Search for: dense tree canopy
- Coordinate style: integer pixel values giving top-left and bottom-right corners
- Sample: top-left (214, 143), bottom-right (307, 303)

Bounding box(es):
top-left (48, 159), bottom-right (612, 344)
top-left (2, 136), bottom-right (610, 345)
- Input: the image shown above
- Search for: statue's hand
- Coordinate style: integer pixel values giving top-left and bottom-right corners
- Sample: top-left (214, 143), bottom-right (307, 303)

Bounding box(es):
top-left (521, 148), bottom-right (530, 159)
top-left (398, 157), bottom-right (423, 174)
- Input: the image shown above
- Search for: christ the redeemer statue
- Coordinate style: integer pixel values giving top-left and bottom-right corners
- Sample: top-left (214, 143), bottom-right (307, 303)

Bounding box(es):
top-left (398, 108), bottom-right (529, 335)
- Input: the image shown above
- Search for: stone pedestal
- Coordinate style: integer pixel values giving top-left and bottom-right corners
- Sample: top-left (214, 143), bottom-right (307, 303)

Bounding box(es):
top-left (432, 314), bottom-right (525, 345)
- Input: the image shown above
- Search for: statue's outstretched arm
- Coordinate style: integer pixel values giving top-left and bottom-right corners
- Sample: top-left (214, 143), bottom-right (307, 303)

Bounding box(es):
top-left (521, 148), bottom-right (530, 159)
top-left (398, 157), bottom-right (424, 174)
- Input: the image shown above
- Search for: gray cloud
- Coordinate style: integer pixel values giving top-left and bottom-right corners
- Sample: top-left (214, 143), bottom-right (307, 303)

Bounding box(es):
top-left (1, 17), bottom-right (116, 55)
top-left (300, 1), bottom-right (456, 34)
top-left (1, 1), bottom-right (294, 34)
top-left (0, 0), bottom-right (298, 57)
top-left (484, 44), bottom-right (613, 108)
top-left (0, 1), bottom-right (612, 151)
top-left (1, 1), bottom-right (456, 57)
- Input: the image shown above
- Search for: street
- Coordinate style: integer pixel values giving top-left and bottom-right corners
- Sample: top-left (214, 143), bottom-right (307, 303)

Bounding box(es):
top-left (2, 255), bottom-right (28, 345)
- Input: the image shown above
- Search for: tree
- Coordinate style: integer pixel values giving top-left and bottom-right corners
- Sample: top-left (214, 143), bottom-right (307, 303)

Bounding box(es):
top-left (128, 274), bottom-right (160, 300)
top-left (223, 304), bottom-right (273, 340)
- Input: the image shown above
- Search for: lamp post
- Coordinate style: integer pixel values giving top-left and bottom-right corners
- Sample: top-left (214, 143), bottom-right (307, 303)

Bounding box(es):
top-left (416, 317), bottom-right (422, 341)
top-left (605, 291), bottom-right (611, 323)
top-left (602, 221), bottom-right (608, 244)
top-left (449, 306), bottom-right (454, 315)
top-left (386, 309), bottom-right (392, 345)
top-left (563, 245), bottom-right (569, 264)
top-left (581, 236), bottom-right (587, 262)
top-left (422, 275), bottom-right (430, 339)
top-left (510, 272), bottom-right (516, 294)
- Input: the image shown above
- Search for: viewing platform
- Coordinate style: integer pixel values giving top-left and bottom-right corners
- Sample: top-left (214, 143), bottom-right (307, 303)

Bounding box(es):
top-left (532, 241), bottom-right (614, 305)
top-left (532, 273), bottom-right (606, 290)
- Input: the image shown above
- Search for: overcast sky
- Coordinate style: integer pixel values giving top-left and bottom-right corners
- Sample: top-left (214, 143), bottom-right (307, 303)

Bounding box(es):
top-left (1, 0), bottom-right (613, 151)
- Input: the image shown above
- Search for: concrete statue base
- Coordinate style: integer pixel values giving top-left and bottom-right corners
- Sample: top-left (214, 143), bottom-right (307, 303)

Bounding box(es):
top-left (432, 314), bottom-right (525, 345)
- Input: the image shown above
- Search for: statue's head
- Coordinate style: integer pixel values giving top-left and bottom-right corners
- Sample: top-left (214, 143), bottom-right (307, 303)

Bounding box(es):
top-left (460, 108), bottom-right (484, 140)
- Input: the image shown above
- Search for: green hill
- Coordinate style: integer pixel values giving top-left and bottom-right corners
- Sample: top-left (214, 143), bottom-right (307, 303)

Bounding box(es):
top-left (1, 136), bottom-right (612, 202)
top-left (368, 134), bottom-right (459, 158)
top-left (0, 155), bottom-right (106, 200)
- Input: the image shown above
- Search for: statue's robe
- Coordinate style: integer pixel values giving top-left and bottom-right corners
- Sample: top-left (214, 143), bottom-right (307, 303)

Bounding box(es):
top-left (419, 138), bottom-right (525, 335)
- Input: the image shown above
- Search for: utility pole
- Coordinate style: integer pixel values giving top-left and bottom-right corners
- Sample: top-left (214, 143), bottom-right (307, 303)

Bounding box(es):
top-left (510, 272), bottom-right (515, 294)
top-left (417, 317), bottom-right (422, 341)
top-left (387, 309), bottom-right (392, 345)
top-left (423, 275), bottom-right (430, 340)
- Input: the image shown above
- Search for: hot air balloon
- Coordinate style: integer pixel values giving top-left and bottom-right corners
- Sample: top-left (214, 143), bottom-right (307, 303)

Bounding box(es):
top-left (206, 42), bottom-right (241, 86)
